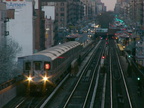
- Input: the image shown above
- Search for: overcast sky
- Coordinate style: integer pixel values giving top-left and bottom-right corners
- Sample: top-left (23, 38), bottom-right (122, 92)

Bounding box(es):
top-left (101, 0), bottom-right (117, 11)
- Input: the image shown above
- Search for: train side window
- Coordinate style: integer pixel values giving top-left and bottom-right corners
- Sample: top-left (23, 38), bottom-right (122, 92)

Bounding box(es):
top-left (52, 60), bottom-right (56, 69)
top-left (34, 61), bottom-right (41, 70)
top-left (25, 62), bottom-right (31, 70)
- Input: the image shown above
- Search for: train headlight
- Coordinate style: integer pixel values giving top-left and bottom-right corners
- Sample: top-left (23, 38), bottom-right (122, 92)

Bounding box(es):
top-left (27, 77), bottom-right (32, 81)
top-left (43, 76), bottom-right (48, 81)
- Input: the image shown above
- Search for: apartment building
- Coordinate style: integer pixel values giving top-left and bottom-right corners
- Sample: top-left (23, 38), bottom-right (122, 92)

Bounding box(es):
top-left (3, 0), bottom-right (34, 59)
top-left (0, 2), bottom-right (7, 43)
top-left (41, 0), bottom-right (85, 45)
top-left (115, 0), bottom-right (144, 67)
top-left (67, 0), bottom-right (84, 26)
top-left (55, 1), bottom-right (67, 29)
top-left (41, 0), bottom-right (67, 29)
top-left (81, 0), bottom-right (96, 20)
top-left (34, 0), bottom-right (46, 52)
top-left (45, 16), bottom-right (54, 48)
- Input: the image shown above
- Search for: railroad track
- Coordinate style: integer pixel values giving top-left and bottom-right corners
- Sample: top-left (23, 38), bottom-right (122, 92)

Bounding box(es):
top-left (59, 41), bottom-right (106, 108)
top-left (4, 40), bottom-right (136, 108)
top-left (3, 96), bottom-right (47, 108)
top-left (3, 40), bottom-right (102, 108)
top-left (108, 40), bottom-right (133, 108)
top-left (38, 41), bottom-right (104, 108)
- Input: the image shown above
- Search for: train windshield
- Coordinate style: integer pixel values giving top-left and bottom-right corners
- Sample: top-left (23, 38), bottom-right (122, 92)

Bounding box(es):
top-left (25, 62), bottom-right (31, 70)
top-left (34, 61), bottom-right (42, 70)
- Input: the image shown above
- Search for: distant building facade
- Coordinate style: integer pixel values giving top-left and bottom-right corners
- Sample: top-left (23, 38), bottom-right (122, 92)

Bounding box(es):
top-left (3, 0), bottom-right (34, 59)
top-left (55, 1), bottom-right (67, 29)
top-left (96, 2), bottom-right (106, 14)
top-left (115, 0), bottom-right (144, 67)
top-left (41, 0), bottom-right (85, 45)
top-left (0, 2), bottom-right (7, 43)
top-left (67, 0), bottom-right (84, 25)
top-left (45, 16), bottom-right (54, 48)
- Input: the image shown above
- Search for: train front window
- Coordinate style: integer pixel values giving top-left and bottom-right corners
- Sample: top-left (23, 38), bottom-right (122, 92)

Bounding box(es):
top-left (34, 62), bottom-right (41, 70)
top-left (25, 62), bottom-right (31, 70)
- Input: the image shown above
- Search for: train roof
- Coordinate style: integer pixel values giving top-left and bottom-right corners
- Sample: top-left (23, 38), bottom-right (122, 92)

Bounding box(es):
top-left (25, 41), bottom-right (80, 61)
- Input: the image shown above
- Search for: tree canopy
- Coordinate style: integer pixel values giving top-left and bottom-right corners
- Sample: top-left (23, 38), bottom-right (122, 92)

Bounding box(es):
top-left (0, 38), bottom-right (22, 83)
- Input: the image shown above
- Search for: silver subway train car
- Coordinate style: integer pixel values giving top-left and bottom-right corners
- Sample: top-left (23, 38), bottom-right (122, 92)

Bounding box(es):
top-left (21, 41), bottom-right (82, 93)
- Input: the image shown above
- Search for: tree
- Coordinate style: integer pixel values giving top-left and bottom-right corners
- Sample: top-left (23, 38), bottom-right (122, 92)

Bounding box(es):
top-left (0, 38), bottom-right (22, 83)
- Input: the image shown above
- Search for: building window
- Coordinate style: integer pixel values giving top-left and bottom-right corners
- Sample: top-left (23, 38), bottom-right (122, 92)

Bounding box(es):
top-left (7, 9), bottom-right (15, 19)
top-left (61, 2), bottom-right (64, 6)
top-left (60, 18), bottom-right (64, 21)
top-left (61, 24), bottom-right (64, 27)
top-left (56, 13), bottom-right (59, 16)
top-left (56, 8), bottom-right (58, 11)
top-left (60, 13), bottom-right (64, 16)
top-left (60, 8), bottom-right (64, 11)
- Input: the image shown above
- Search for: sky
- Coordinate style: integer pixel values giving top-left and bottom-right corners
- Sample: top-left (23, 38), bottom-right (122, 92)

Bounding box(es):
top-left (42, 6), bottom-right (55, 20)
top-left (101, 0), bottom-right (117, 11)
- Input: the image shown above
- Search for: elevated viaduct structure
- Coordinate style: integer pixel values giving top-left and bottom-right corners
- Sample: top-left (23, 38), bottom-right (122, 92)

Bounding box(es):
top-left (95, 28), bottom-right (120, 39)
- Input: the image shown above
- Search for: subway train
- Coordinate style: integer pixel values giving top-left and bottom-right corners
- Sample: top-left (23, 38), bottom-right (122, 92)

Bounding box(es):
top-left (19, 41), bottom-right (94, 94)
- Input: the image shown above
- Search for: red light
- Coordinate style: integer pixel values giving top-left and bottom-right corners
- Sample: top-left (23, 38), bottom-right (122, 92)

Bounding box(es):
top-left (102, 56), bottom-right (105, 59)
top-left (45, 63), bottom-right (50, 70)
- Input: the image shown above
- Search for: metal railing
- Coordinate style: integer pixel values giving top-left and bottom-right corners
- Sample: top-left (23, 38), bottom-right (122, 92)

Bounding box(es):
top-left (0, 75), bottom-right (23, 91)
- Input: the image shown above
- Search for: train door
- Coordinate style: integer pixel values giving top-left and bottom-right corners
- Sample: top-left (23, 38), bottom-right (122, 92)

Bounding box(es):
top-left (33, 61), bottom-right (42, 77)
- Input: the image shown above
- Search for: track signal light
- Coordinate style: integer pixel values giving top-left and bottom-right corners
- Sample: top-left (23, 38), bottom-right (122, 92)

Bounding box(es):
top-left (44, 62), bottom-right (50, 70)
top-left (137, 77), bottom-right (140, 81)
top-left (137, 77), bottom-right (141, 87)
top-left (102, 56), bottom-right (105, 59)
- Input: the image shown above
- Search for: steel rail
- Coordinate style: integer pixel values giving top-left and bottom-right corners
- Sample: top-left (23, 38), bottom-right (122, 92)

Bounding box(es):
top-left (110, 49), bottom-right (113, 108)
top-left (63, 41), bottom-right (103, 108)
top-left (83, 48), bottom-right (104, 108)
top-left (116, 50), bottom-right (133, 108)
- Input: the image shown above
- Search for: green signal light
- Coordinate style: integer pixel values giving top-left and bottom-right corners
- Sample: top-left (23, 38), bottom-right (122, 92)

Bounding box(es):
top-left (128, 55), bottom-right (131, 58)
top-left (137, 77), bottom-right (140, 80)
